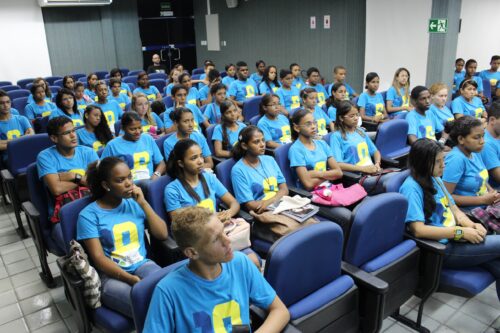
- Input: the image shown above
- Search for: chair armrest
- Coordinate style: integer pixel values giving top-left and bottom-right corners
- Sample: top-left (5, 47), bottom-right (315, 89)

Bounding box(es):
top-left (250, 305), bottom-right (302, 333)
top-left (288, 187), bottom-right (312, 199)
top-left (341, 261), bottom-right (388, 293)
top-left (405, 232), bottom-right (446, 254)
top-left (21, 201), bottom-right (40, 220)
top-left (158, 236), bottom-right (179, 251)
top-left (265, 147), bottom-right (275, 157)
top-left (0, 168), bottom-right (14, 182)
top-left (342, 171), bottom-right (362, 185)
top-left (218, 203), bottom-right (254, 223)
top-left (212, 156), bottom-right (226, 165)
top-left (381, 157), bottom-right (401, 168)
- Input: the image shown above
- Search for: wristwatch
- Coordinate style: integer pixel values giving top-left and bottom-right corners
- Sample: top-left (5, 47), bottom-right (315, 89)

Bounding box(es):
top-left (453, 227), bottom-right (464, 241)
top-left (74, 173), bottom-right (82, 185)
top-left (153, 171), bottom-right (161, 178)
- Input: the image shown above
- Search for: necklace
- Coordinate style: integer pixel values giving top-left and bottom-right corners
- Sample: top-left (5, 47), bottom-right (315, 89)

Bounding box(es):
top-left (246, 158), bottom-right (275, 192)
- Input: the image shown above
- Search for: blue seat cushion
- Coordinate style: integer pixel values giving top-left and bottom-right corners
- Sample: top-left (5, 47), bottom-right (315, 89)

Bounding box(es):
top-left (46, 223), bottom-right (65, 256)
top-left (252, 238), bottom-right (273, 254)
top-left (93, 306), bottom-right (134, 332)
top-left (385, 146), bottom-right (410, 159)
top-left (440, 267), bottom-right (495, 296)
top-left (361, 239), bottom-right (416, 273)
top-left (288, 275), bottom-right (354, 320)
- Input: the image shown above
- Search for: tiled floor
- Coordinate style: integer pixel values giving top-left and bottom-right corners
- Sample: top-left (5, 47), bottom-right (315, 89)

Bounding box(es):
top-left (0, 202), bottom-right (497, 332)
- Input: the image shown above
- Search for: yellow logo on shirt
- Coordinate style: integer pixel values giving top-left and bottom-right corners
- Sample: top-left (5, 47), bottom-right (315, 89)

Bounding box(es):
top-left (375, 103), bottom-right (385, 116)
top-left (245, 85), bottom-right (255, 98)
top-left (291, 96), bottom-right (300, 109)
top-left (262, 176), bottom-right (278, 200)
top-left (212, 300), bottom-right (243, 332)
top-left (316, 118), bottom-right (327, 136)
top-left (314, 161), bottom-right (326, 171)
top-left (477, 169), bottom-right (488, 196)
top-left (198, 198), bottom-right (215, 212)
top-left (146, 94), bottom-right (156, 101)
top-left (42, 110), bottom-right (52, 117)
top-left (280, 125), bottom-right (291, 143)
top-left (70, 169), bottom-right (85, 176)
top-left (92, 141), bottom-right (103, 151)
top-left (6, 129), bottom-right (21, 140)
top-left (72, 119), bottom-right (84, 127)
top-left (490, 79), bottom-right (497, 87)
top-left (317, 93), bottom-right (326, 106)
top-left (356, 142), bottom-right (372, 166)
top-left (439, 195), bottom-right (455, 227)
top-left (426, 126), bottom-right (436, 140)
top-left (474, 108), bottom-right (483, 119)
top-left (188, 99), bottom-right (197, 105)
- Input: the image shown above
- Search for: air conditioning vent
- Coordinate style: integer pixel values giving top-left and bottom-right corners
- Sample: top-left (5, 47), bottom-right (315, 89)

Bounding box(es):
top-left (38, 0), bottom-right (112, 7)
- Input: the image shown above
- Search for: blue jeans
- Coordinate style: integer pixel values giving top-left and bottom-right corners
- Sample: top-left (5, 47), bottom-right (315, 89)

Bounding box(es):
top-left (100, 260), bottom-right (161, 317)
top-left (443, 235), bottom-right (500, 300)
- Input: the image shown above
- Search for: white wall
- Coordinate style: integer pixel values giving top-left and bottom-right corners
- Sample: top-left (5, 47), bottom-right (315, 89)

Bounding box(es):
top-left (456, 0), bottom-right (500, 71)
top-left (365, 0), bottom-right (432, 91)
top-left (0, 0), bottom-right (52, 84)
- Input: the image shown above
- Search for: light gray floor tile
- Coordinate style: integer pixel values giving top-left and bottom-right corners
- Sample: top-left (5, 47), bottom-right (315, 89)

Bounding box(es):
top-left (459, 299), bottom-right (499, 326)
top-left (0, 266), bottom-right (8, 279)
top-left (10, 268), bottom-right (40, 288)
top-left (383, 322), bottom-right (414, 333)
top-left (446, 312), bottom-right (489, 333)
top-left (48, 286), bottom-right (65, 303)
top-left (422, 297), bottom-right (457, 323)
top-left (55, 300), bottom-right (72, 319)
top-left (19, 292), bottom-right (53, 316)
top-left (432, 292), bottom-right (468, 310)
top-left (434, 325), bottom-right (458, 333)
top-left (15, 280), bottom-right (48, 300)
top-left (22, 238), bottom-right (34, 248)
top-left (32, 320), bottom-right (69, 333)
top-left (0, 290), bottom-right (18, 308)
top-left (2, 248), bottom-right (29, 265)
top-left (6, 257), bottom-right (35, 276)
top-left (24, 305), bottom-right (61, 331)
top-left (0, 318), bottom-right (29, 333)
top-left (475, 288), bottom-right (500, 311)
top-left (404, 308), bottom-right (441, 331)
top-left (0, 277), bottom-right (13, 293)
top-left (0, 302), bottom-right (23, 325)
top-left (381, 317), bottom-right (396, 332)
top-left (0, 233), bottom-right (21, 247)
top-left (0, 241), bottom-right (25, 255)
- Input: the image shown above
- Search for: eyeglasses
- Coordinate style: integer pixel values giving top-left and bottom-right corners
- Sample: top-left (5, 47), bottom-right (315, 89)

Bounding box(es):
top-left (298, 121), bottom-right (316, 128)
top-left (343, 113), bottom-right (360, 120)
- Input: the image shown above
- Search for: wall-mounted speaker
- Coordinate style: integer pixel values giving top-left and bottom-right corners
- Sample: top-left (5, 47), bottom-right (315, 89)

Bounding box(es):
top-left (226, 0), bottom-right (238, 8)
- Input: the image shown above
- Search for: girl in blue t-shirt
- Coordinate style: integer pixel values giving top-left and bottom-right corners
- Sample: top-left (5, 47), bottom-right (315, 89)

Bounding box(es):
top-left (386, 67), bottom-right (411, 117)
top-left (290, 63), bottom-right (306, 90)
top-left (461, 59), bottom-right (485, 100)
top-left (178, 73), bottom-right (199, 106)
top-left (400, 139), bottom-right (500, 301)
top-left (274, 69), bottom-right (298, 116)
top-left (250, 60), bottom-right (266, 86)
top-left (451, 79), bottom-right (486, 122)
top-left (163, 85), bottom-right (209, 133)
top-left (74, 82), bottom-right (92, 113)
top-left (109, 68), bottom-right (132, 98)
top-left (300, 88), bottom-right (333, 136)
top-left (164, 68), bottom-right (181, 96)
top-left (24, 83), bottom-right (57, 121)
top-left (109, 78), bottom-right (131, 111)
top-left (84, 73), bottom-right (98, 102)
top-left (52, 88), bottom-right (84, 127)
top-left (62, 75), bottom-right (75, 91)
top-left (134, 72), bottom-right (162, 102)
top-left (212, 100), bottom-right (246, 158)
top-left (77, 105), bottom-right (113, 152)
top-left (257, 94), bottom-right (291, 148)
top-left (443, 116), bottom-right (500, 210)
top-left (429, 83), bottom-right (454, 127)
top-left (204, 83), bottom-right (226, 124)
top-left (131, 93), bottom-right (164, 137)
top-left (452, 58), bottom-right (465, 94)
top-left (95, 81), bottom-right (124, 134)
top-left (163, 107), bottom-right (213, 169)
top-left (221, 63), bottom-right (236, 88)
top-left (27, 78), bottom-right (52, 104)
top-left (358, 72), bottom-right (389, 124)
top-left (78, 157), bottom-right (168, 318)
top-left (258, 66), bottom-right (280, 95)
top-left (325, 82), bottom-right (347, 124)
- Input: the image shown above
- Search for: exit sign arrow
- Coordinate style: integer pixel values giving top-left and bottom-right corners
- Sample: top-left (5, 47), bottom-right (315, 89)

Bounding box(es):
top-left (429, 18), bottom-right (448, 33)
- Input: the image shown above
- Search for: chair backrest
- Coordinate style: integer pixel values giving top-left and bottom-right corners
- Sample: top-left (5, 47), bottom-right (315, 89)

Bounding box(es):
top-left (482, 78), bottom-right (492, 98)
top-left (7, 89), bottom-right (30, 100)
top-left (220, 71), bottom-right (227, 78)
top-left (192, 67), bottom-right (204, 75)
top-left (393, 112), bottom-right (407, 120)
top-left (17, 78), bottom-right (35, 89)
top-left (104, 74), bottom-right (111, 79)
top-left (120, 68), bottom-right (130, 76)
top-left (344, 193), bottom-right (408, 268)
top-left (273, 143), bottom-right (294, 186)
top-left (114, 122), bottom-right (121, 135)
top-left (374, 119), bottom-right (409, 157)
top-left (123, 76), bottom-right (137, 85)
top-left (130, 259), bottom-right (187, 333)
top-left (128, 83), bottom-right (136, 91)
top-left (128, 69), bottom-right (143, 77)
top-left (53, 79), bottom-right (64, 87)
top-left (148, 73), bottom-right (167, 81)
top-left (77, 76), bottom-right (87, 83)
top-left (191, 74), bottom-right (201, 81)
top-left (384, 169), bottom-right (410, 193)
top-left (44, 76), bottom-right (63, 85)
top-left (146, 175), bottom-right (172, 222)
top-left (34, 116), bottom-right (50, 134)
top-left (0, 81), bottom-right (12, 87)
top-left (7, 133), bottom-right (53, 176)
top-left (149, 79), bottom-right (166, 93)
top-left (2, 85), bottom-right (21, 92)
top-left (164, 95), bottom-right (173, 108)
top-left (94, 71), bottom-right (108, 79)
top-left (26, 162), bottom-right (50, 235)
top-left (155, 133), bottom-right (172, 159)
top-left (249, 115), bottom-right (261, 125)
top-left (205, 124), bottom-right (216, 155)
top-left (380, 90), bottom-right (387, 102)
top-left (49, 86), bottom-right (60, 95)
top-left (242, 96), bottom-right (263, 122)
top-left (215, 158), bottom-right (237, 194)
top-left (71, 73), bottom-right (86, 80)
top-left (322, 132), bottom-right (333, 144)
top-left (352, 96), bottom-right (359, 105)
top-left (265, 223), bottom-right (344, 308)
top-left (59, 196), bottom-right (94, 254)
top-left (12, 96), bottom-right (29, 114)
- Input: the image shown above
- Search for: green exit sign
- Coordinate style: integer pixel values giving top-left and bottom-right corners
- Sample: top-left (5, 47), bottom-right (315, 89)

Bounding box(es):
top-left (429, 18), bottom-right (448, 33)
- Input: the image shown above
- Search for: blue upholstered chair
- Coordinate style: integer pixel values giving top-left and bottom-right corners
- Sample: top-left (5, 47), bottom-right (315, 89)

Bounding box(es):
top-left (192, 67), bottom-right (204, 75)
top-left (12, 96), bottom-right (29, 115)
top-left (374, 119), bottom-right (410, 167)
top-left (44, 76), bottom-right (63, 85)
top-left (7, 89), bottom-right (30, 100)
top-left (149, 79), bottom-right (166, 94)
top-left (94, 71), bottom-right (108, 80)
top-left (148, 73), bottom-right (167, 81)
top-left (242, 96), bottom-right (263, 122)
top-left (17, 78), bottom-right (34, 89)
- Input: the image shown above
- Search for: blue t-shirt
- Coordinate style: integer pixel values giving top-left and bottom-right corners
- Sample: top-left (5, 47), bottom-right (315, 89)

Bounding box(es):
top-left (109, 93), bottom-right (131, 111)
top-left (400, 176), bottom-right (456, 244)
top-left (330, 130), bottom-right (377, 166)
top-left (250, 73), bottom-right (263, 85)
top-left (343, 83), bottom-right (356, 100)
top-left (0, 115), bottom-right (32, 162)
top-left (163, 103), bottom-right (205, 131)
top-left (292, 77), bottom-right (306, 90)
top-left (84, 89), bottom-right (98, 102)
top-left (93, 100), bottom-right (123, 133)
top-left (77, 199), bottom-right (149, 273)
top-left (164, 83), bottom-right (174, 96)
top-left (386, 86), bottom-right (410, 117)
top-left (228, 79), bottom-right (258, 102)
top-left (143, 251), bottom-right (276, 332)
top-left (257, 114), bottom-right (292, 144)
top-left (452, 71), bottom-right (465, 93)
top-left (357, 92), bottom-right (385, 117)
top-left (258, 81), bottom-right (280, 95)
top-left (479, 70), bottom-right (500, 94)
top-left (327, 105), bottom-right (337, 122)
top-left (428, 104), bottom-right (454, 126)
top-left (212, 122), bottom-right (247, 149)
top-left (289, 139), bottom-right (333, 188)
top-left (27, 95), bottom-right (51, 105)
top-left (222, 76), bottom-right (236, 88)
top-left (480, 130), bottom-right (500, 188)
top-left (101, 135), bottom-right (163, 181)
top-left (76, 127), bottom-right (106, 151)
top-left (76, 98), bottom-right (88, 113)
top-left (231, 155), bottom-right (285, 203)
top-left (165, 172), bottom-right (227, 213)
top-left (406, 110), bottom-right (443, 140)
top-left (203, 103), bottom-right (221, 124)
top-left (310, 106), bottom-right (331, 136)
top-left (451, 96), bottom-right (485, 119)
top-left (186, 87), bottom-right (200, 106)
top-left (49, 108), bottom-right (84, 127)
top-left (24, 102), bottom-right (57, 120)
top-left (119, 82), bottom-right (131, 95)
top-left (197, 85), bottom-right (210, 103)
top-left (163, 131), bottom-right (211, 161)
top-left (443, 146), bottom-right (489, 208)
top-left (276, 86), bottom-right (301, 111)
top-left (133, 86), bottom-right (160, 102)
top-left (305, 84), bottom-right (329, 107)
top-left (140, 113), bottom-right (165, 133)
top-left (453, 75), bottom-right (483, 94)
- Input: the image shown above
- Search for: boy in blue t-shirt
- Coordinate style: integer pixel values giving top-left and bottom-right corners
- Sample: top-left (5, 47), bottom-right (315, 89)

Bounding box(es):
top-left (109, 78), bottom-right (131, 110)
top-left (250, 60), bottom-right (266, 86)
top-left (304, 67), bottom-right (329, 107)
top-left (480, 103), bottom-right (500, 188)
top-left (228, 61), bottom-right (258, 107)
top-left (143, 207), bottom-right (289, 332)
top-left (479, 55), bottom-right (500, 97)
top-left (333, 66), bottom-right (357, 100)
top-left (0, 90), bottom-right (34, 163)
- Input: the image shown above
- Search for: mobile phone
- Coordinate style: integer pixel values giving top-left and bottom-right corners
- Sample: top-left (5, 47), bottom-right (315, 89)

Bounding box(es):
top-left (232, 324), bottom-right (251, 333)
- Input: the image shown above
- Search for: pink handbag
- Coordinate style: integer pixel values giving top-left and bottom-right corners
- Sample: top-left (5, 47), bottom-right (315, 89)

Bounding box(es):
top-left (311, 183), bottom-right (367, 207)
